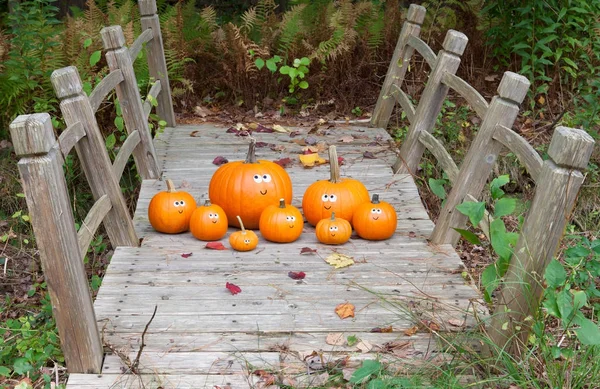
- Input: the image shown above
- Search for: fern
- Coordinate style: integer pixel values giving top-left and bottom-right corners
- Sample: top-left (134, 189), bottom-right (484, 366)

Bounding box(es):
top-left (277, 4), bottom-right (306, 56)
top-left (240, 7), bottom-right (257, 35)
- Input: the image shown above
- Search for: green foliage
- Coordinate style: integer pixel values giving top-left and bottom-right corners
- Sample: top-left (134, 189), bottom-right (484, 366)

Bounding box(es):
top-left (279, 57), bottom-right (310, 94)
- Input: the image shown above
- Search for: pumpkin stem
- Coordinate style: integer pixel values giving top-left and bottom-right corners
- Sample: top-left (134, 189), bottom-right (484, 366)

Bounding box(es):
top-left (330, 212), bottom-right (336, 221)
top-left (245, 139), bottom-right (258, 164)
top-left (279, 198), bottom-right (286, 208)
top-left (204, 199), bottom-right (211, 207)
top-left (328, 145), bottom-right (341, 183)
top-left (166, 179), bottom-right (176, 192)
top-left (372, 194), bottom-right (380, 204)
top-left (236, 216), bottom-right (247, 234)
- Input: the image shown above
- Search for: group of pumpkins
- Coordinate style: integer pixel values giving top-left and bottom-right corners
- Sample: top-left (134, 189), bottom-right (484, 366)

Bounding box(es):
top-left (148, 139), bottom-right (398, 252)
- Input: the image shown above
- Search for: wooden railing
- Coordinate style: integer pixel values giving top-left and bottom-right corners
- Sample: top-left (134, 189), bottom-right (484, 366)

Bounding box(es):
top-left (8, 0), bottom-right (173, 373)
top-left (371, 4), bottom-right (596, 356)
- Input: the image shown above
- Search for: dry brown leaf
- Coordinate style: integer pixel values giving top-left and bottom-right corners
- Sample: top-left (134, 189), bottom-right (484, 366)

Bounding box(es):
top-left (404, 325), bottom-right (419, 336)
top-left (325, 332), bottom-right (346, 346)
top-left (335, 302), bottom-right (355, 319)
top-left (338, 135), bottom-right (354, 143)
top-left (355, 339), bottom-right (373, 353)
top-left (324, 253), bottom-right (355, 268)
top-left (448, 318), bottom-right (464, 327)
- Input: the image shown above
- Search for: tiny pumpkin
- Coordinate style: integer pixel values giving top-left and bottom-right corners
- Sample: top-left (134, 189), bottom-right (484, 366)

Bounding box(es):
top-left (189, 199), bottom-right (228, 241)
top-left (352, 194), bottom-right (397, 240)
top-left (148, 179), bottom-right (196, 234)
top-left (315, 212), bottom-right (352, 245)
top-left (302, 145), bottom-right (369, 226)
top-left (209, 139), bottom-right (293, 229)
top-left (229, 216), bottom-right (259, 251)
top-left (259, 198), bottom-right (304, 243)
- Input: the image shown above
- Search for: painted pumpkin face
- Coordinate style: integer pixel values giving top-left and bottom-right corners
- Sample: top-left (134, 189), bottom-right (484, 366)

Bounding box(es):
top-left (148, 179), bottom-right (196, 234)
top-left (229, 216), bottom-right (259, 251)
top-left (302, 146), bottom-right (369, 226)
top-left (259, 199), bottom-right (304, 243)
top-left (209, 139), bottom-right (292, 229)
top-left (352, 194), bottom-right (397, 240)
top-left (315, 212), bottom-right (352, 245)
top-left (189, 200), bottom-right (228, 241)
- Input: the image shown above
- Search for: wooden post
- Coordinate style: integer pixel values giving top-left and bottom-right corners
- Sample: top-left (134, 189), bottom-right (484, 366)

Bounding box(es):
top-left (51, 66), bottom-right (139, 249)
top-left (9, 114), bottom-right (103, 373)
top-left (101, 25), bottom-right (161, 179)
top-left (393, 29), bottom-right (468, 174)
top-left (139, 0), bottom-right (177, 127)
top-left (489, 127), bottom-right (595, 356)
top-left (370, 4), bottom-right (425, 129)
top-left (430, 72), bottom-right (530, 245)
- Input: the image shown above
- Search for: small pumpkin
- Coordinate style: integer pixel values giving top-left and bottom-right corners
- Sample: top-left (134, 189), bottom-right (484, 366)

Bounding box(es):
top-left (302, 145), bottom-right (369, 226)
top-left (315, 212), bottom-right (352, 245)
top-left (259, 198), bottom-right (304, 243)
top-left (148, 179), bottom-right (196, 234)
top-left (352, 194), bottom-right (397, 240)
top-left (229, 216), bottom-right (259, 251)
top-left (209, 139), bottom-right (293, 229)
top-left (189, 199), bottom-right (228, 241)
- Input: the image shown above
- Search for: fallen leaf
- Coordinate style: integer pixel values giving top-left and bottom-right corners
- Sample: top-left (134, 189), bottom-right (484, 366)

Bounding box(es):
top-left (335, 302), bottom-right (355, 319)
top-left (342, 368), bottom-right (357, 382)
top-left (190, 130), bottom-right (200, 137)
top-left (289, 130), bottom-right (301, 138)
top-left (379, 340), bottom-right (411, 353)
top-left (423, 320), bottom-right (440, 331)
top-left (300, 247), bottom-right (317, 254)
top-left (181, 252), bottom-right (193, 258)
top-left (253, 370), bottom-right (276, 385)
top-left (355, 339), bottom-right (373, 353)
top-left (304, 352), bottom-right (326, 370)
top-left (338, 156), bottom-right (345, 165)
top-left (370, 326), bottom-right (393, 333)
top-left (254, 124), bottom-right (274, 133)
top-left (408, 231), bottom-right (416, 238)
top-left (194, 105), bottom-right (213, 117)
top-left (324, 253), bottom-right (355, 268)
top-left (404, 325), bottom-right (419, 336)
top-left (290, 138), bottom-right (307, 146)
top-left (325, 332), bottom-right (346, 346)
top-left (272, 124), bottom-right (289, 133)
top-left (338, 135), bottom-right (354, 143)
top-left (363, 151), bottom-right (376, 159)
top-left (270, 144), bottom-right (286, 152)
top-left (212, 156), bottom-right (228, 165)
top-left (274, 157), bottom-right (292, 168)
top-left (255, 141), bottom-right (271, 148)
top-left (288, 271), bottom-right (306, 280)
top-left (484, 74), bottom-right (499, 82)
top-left (180, 180), bottom-right (191, 188)
top-left (299, 153), bottom-right (327, 167)
top-left (225, 282), bottom-right (241, 295)
top-left (302, 145), bottom-right (320, 154)
top-left (448, 318), bottom-right (464, 327)
top-left (206, 242), bottom-right (227, 250)
top-left (305, 135), bottom-right (318, 145)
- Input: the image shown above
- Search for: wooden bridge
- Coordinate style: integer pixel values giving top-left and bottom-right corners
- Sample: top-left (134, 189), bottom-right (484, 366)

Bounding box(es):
top-left (9, 2), bottom-right (594, 388)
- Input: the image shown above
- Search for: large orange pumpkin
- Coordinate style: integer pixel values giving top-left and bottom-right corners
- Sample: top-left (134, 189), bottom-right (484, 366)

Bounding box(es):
top-left (259, 198), bottom-right (304, 243)
top-left (315, 212), bottom-right (352, 245)
top-left (302, 145), bottom-right (369, 226)
top-left (209, 139), bottom-right (293, 229)
top-left (229, 216), bottom-right (259, 251)
top-left (148, 179), bottom-right (197, 234)
top-left (352, 194), bottom-right (397, 240)
top-left (189, 200), bottom-right (228, 241)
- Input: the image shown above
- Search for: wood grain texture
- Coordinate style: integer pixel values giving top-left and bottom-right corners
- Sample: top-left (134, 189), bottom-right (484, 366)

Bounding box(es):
top-left (371, 4), bottom-right (425, 128)
top-left (407, 35), bottom-right (437, 67)
top-left (58, 121), bottom-right (86, 157)
top-left (101, 25), bottom-right (161, 179)
top-left (417, 131), bottom-right (459, 183)
top-left (442, 72), bottom-right (489, 118)
top-left (113, 130), bottom-right (141, 181)
top-left (128, 28), bottom-right (154, 62)
top-left (142, 80), bottom-right (162, 119)
top-left (391, 83), bottom-right (416, 123)
top-left (492, 124), bottom-right (543, 181)
top-left (88, 69), bottom-right (124, 113)
top-left (9, 114), bottom-right (103, 373)
top-left (78, 194), bottom-right (113, 258)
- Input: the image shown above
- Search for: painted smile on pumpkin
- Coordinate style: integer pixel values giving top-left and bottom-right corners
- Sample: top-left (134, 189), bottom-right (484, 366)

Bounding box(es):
top-left (260, 190), bottom-right (268, 195)
top-left (324, 205), bottom-right (332, 210)
top-left (289, 224), bottom-right (295, 228)
top-left (178, 210), bottom-right (184, 214)
top-left (212, 220), bottom-right (218, 224)
top-left (372, 216), bottom-right (379, 220)
top-left (331, 233), bottom-right (336, 237)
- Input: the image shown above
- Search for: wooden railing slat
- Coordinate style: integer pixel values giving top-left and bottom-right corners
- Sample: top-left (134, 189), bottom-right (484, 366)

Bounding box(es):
top-left (442, 72), bottom-right (489, 118)
top-left (128, 28), bottom-right (154, 62)
top-left (77, 194), bottom-right (113, 259)
top-left (58, 121), bottom-right (86, 157)
top-left (390, 84), bottom-right (415, 123)
top-left (407, 35), bottom-right (437, 68)
top-left (143, 80), bottom-right (162, 120)
top-left (492, 124), bottom-right (543, 182)
top-left (88, 70), bottom-right (124, 113)
top-left (112, 130), bottom-right (141, 181)
top-left (417, 131), bottom-right (458, 183)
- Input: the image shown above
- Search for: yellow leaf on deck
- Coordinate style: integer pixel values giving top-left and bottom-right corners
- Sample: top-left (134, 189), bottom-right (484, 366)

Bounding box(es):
top-left (335, 302), bottom-right (355, 319)
top-left (324, 253), bottom-right (355, 268)
top-left (272, 124), bottom-right (289, 133)
top-left (299, 153), bottom-right (326, 167)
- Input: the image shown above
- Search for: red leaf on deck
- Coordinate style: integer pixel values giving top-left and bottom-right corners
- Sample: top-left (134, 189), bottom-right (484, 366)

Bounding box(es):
top-left (253, 370), bottom-right (276, 385)
top-left (371, 326), bottom-right (393, 333)
top-left (254, 124), bottom-right (274, 133)
top-left (226, 127), bottom-right (238, 133)
top-left (212, 156), bottom-right (229, 165)
top-left (288, 271), bottom-right (306, 280)
top-left (226, 282), bottom-right (241, 295)
top-left (300, 247), bottom-right (317, 254)
top-left (338, 156), bottom-right (345, 165)
top-left (274, 157), bottom-right (292, 168)
top-left (363, 151), bottom-right (377, 159)
top-left (206, 242), bottom-right (228, 250)
top-left (289, 130), bottom-right (301, 138)
top-left (190, 130), bottom-right (200, 137)
top-left (255, 141), bottom-right (272, 148)
top-left (181, 252), bottom-right (193, 258)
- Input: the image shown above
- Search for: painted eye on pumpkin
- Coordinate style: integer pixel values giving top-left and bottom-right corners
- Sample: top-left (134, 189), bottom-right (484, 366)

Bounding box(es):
top-left (375, 209), bottom-right (382, 214)
top-left (244, 239), bottom-right (251, 244)
top-left (286, 216), bottom-right (296, 221)
top-left (329, 194), bottom-right (337, 202)
top-left (174, 201), bottom-right (180, 207)
top-left (180, 200), bottom-right (186, 206)
top-left (321, 194), bottom-right (330, 202)
top-left (371, 208), bottom-right (377, 213)
top-left (253, 174), bottom-right (263, 183)
top-left (329, 226), bottom-right (339, 231)
top-left (262, 174), bottom-right (272, 183)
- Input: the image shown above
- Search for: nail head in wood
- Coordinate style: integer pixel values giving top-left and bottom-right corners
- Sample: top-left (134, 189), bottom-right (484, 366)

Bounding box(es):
top-left (51, 66), bottom-right (83, 99)
top-left (407, 4), bottom-right (426, 25)
top-left (442, 30), bottom-right (468, 56)
top-left (547, 126), bottom-right (595, 170)
top-left (138, 0), bottom-right (157, 16)
top-left (10, 113), bottom-right (56, 156)
top-left (497, 71), bottom-right (530, 104)
top-left (101, 25), bottom-right (126, 50)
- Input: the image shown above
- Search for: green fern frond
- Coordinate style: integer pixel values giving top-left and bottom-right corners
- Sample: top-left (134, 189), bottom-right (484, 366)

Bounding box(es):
top-left (277, 4), bottom-right (306, 56)
top-left (240, 8), bottom-right (257, 35)
top-left (200, 6), bottom-right (219, 32)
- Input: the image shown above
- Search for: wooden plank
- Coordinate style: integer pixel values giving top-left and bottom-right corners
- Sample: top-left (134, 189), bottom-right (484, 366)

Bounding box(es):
top-left (128, 28), bottom-right (154, 62)
top-left (9, 114), bottom-right (103, 373)
top-left (492, 124), bottom-right (543, 181)
top-left (441, 72), bottom-right (489, 118)
top-left (390, 84), bottom-right (415, 123)
top-left (58, 121), bottom-right (86, 158)
top-left (67, 373), bottom-right (253, 389)
top-left (371, 4), bottom-right (425, 128)
top-left (142, 80), bottom-right (161, 119)
top-left (78, 194), bottom-right (112, 259)
top-left (88, 69), bottom-right (124, 113)
top-left (113, 130), bottom-right (141, 181)
top-left (417, 131), bottom-right (459, 183)
top-left (407, 35), bottom-right (437, 68)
